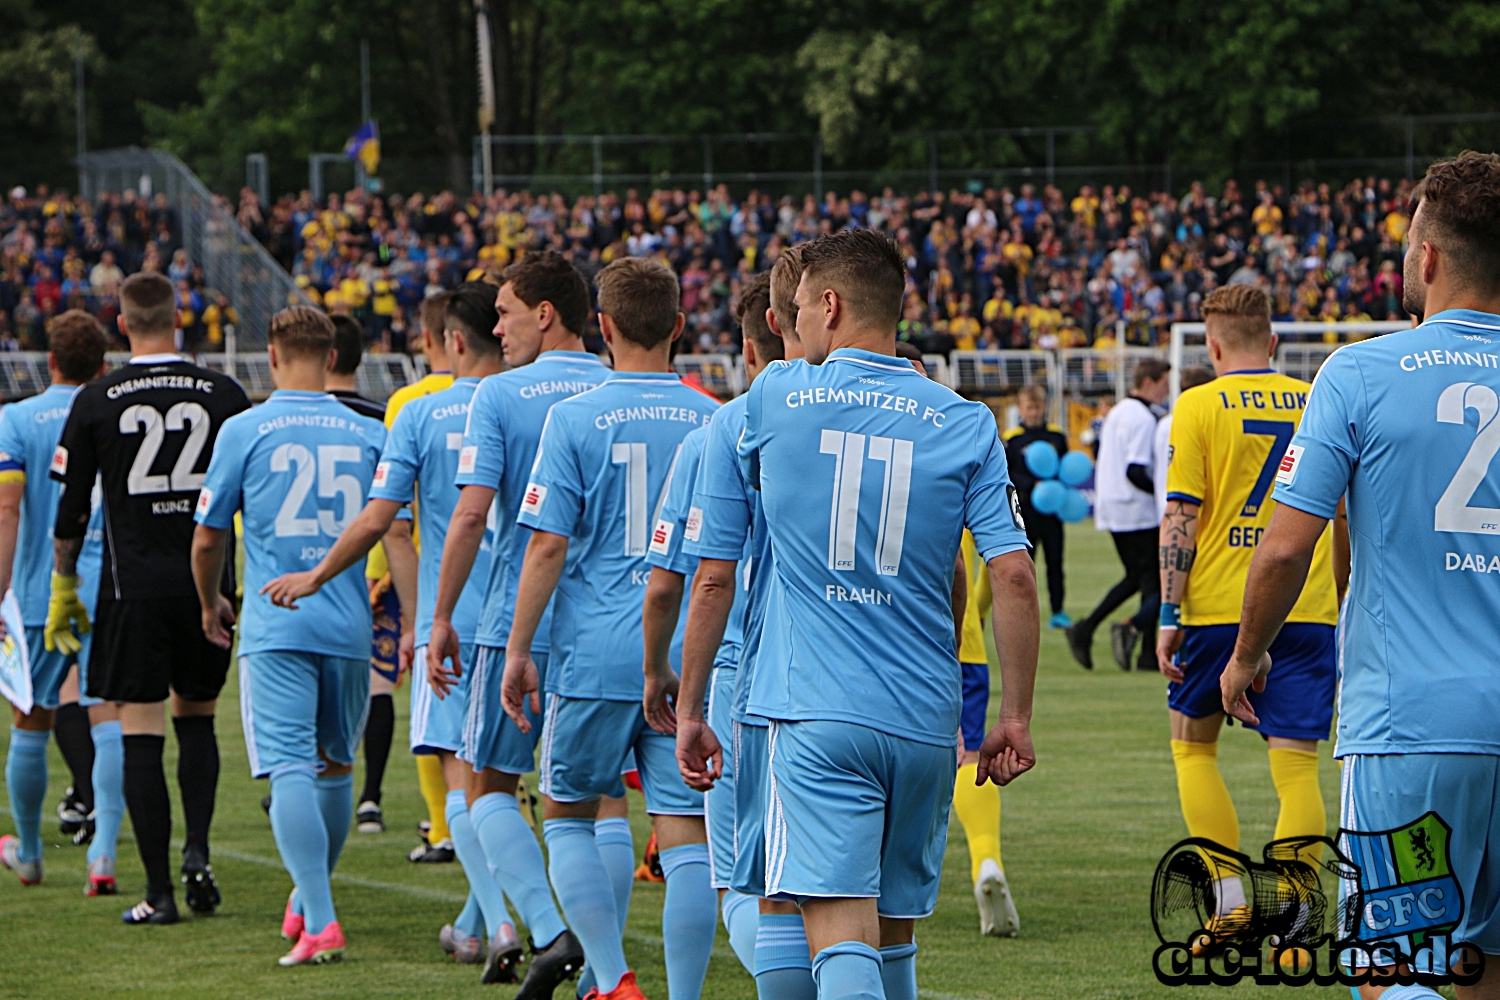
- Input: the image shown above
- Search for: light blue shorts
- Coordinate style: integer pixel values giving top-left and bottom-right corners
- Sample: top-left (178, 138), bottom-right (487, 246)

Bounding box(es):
top-left (24, 626), bottom-right (72, 711)
top-left (766, 719), bottom-right (955, 918)
top-left (411, 643), bottom-right (474, 755)
top-left (705, 666), bottom-right (738, 888)
top-left (730, 718), bottom-right (769, 897)
top-left (239, 652), bottom-right (370, 779)
top-left (1339, 753), bottom-right (1500, 963)
top-left (461, 646), bottom-right (544, 775)
top-left (539, 694), bottom-right (702, 815)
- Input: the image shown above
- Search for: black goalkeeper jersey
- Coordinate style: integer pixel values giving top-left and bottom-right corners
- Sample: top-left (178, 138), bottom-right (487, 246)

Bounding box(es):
top-left (51, 356), bottom-right (250, 600)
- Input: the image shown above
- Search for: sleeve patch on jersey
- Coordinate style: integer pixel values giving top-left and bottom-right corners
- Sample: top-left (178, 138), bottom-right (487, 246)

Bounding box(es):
top-left (521, 482), bottom-right (547, 516)
top-left (684, 505), bottom-right (704, 542)
top-left (1007, 485), bottom-right (1026, 531)
top-left (196, 487), bottom-right (213, 516)
top-left (1275, 444), bottom-right (1303, 487)
top-left (49, 445), bottom-right (67, 476)
top-left (649, 519), bottom-right (674, 555)
top-left (458, 445), bottom-right (478, 475)
top-left (373, 461), bottom-right (391, 489)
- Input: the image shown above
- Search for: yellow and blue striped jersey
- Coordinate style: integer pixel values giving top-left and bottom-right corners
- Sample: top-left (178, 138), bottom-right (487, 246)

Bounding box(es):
top-left (1166, 369), bottom-right (1337, 626)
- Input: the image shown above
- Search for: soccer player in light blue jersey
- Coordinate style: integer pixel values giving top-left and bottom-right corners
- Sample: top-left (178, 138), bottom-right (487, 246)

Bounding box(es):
top-left (502, 257), bottom-right (719, 1000)
top-left (0, 311), bottom-right (121, 895)
top-left (191, 307), bottom-right (387, 966)
top-left (676, 249), bottom-right (814, 1000)
top-left (261, 284), bottom-right (529, 979)
top-left (430, 253), bottom-right (603, 997)
top-left (643, 271), bottom-right (772, 982)
top-left (1226, 153), bottom-right (1500, 1000)
top-left (731, 229), bottom-right (1041, 1000)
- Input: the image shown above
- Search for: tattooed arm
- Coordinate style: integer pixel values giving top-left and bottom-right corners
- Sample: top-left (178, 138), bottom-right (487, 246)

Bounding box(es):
top-left (53, 535), bottom-right (83, 577)
top-left (1154, 499), bottom-right (1199, 680)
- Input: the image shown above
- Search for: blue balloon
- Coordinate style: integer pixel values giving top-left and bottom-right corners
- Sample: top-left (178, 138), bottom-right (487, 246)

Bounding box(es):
top-left (1031, 479), bottom-right (1066, 515)
top-left (1024, 440), bottom-right (1060, 480)
top-left (1059, 487), bottom-right (1091, 523)
top-left (1058, 450), bottom-right (1094, 487)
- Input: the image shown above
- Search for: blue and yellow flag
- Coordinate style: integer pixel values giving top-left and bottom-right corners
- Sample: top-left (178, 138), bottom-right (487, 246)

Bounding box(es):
top-left (344, 120), bottom-right (380, 175)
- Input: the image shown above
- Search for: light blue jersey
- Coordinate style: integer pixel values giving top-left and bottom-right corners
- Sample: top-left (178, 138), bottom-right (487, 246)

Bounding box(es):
top-left (644, 423), bottom-right (743, 670)
top-left (196, 390), bottom-right (386, 661)
top-left (370, 377), bottom-right (492, 647)
top-left (738, 349), bottom-right (1030, 746)
top-left (456, 351), bottom-right (608, 652)
top-left (683, 393), bottom-right (761, 711)
top-left (0, 386), bottom-right (104, 623)
top-left (517, 371), bottom-right (719, 701)
top-left (1273, 309), bottom-right (1500, 756)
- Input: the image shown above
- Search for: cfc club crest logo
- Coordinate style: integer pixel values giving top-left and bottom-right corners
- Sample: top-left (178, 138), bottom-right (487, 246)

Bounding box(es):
top-left (1150, 815), bottom-right (1482, 988)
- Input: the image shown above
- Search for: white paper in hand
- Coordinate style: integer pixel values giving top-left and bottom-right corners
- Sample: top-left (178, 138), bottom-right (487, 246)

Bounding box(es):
top-left (0, 590), bottom-right (32, 715)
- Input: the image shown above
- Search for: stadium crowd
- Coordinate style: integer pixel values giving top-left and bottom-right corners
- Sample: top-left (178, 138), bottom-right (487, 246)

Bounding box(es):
top-left (0, 184), bottom-right (238, 353)
top-left (1, 174), bottom-right (1417, 360)
top-left (241, 174), bottom-right (1417, 356)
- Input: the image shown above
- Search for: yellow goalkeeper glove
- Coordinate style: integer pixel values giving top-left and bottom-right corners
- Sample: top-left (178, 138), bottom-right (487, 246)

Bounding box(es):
top-left (44, 573), bottom-right (90, 654)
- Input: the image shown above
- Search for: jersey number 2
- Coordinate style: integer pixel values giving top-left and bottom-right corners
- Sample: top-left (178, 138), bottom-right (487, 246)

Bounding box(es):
top-left (118, 402), bottom-right (210, 495)
top-left (1435, 381), bottom-right (1500, 534)
top-left (819, 429), bottom-right (912, 576)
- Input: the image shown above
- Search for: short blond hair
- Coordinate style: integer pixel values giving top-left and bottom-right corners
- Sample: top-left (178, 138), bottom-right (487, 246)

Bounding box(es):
top-left (1202, 285), bottom-right (1272, 348)
top-left (769, 245), bottom-right (805, 334)
top-left (1018, 384), bottom-right (1047, 406)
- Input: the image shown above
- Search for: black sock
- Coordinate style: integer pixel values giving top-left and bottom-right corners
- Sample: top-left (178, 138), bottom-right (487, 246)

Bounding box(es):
top-left (123, 734), bottom-right (173, 899)
top-left (53, 702), bottom-right (95, 811)
top-left (360, 693), bottom-right (394, 805)
top-left (172, 715), bottom-right (219, 862)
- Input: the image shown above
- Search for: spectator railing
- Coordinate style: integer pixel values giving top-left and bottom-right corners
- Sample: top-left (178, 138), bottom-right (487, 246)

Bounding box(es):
top-left (76, 147), bottom-right (314, 351)
top-left (674, 354), bottom-right (745, 399)
top-left (949, 350), bottom-right (1054, 397)
top-left (1168, 321), bottom-right (1409, 402)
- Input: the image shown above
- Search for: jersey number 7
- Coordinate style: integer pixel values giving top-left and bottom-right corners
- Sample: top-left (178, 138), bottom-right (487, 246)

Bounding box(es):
top-left (1240, 419), bottom-right (1295, 518)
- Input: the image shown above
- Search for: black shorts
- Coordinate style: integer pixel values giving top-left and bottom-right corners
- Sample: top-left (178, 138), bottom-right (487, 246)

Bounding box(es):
top-left (86, 596), bottom-right (231, 704)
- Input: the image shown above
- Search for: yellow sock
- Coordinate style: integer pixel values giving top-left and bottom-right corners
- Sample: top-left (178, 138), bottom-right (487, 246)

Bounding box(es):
top-left (1269, 747), bottom-right (1325, 863)
top-left (1170, 740), bottom-right (1239, 851)
top-left (952, 763), bottom-right (1002, 883)
top-left (417, 754), bottom-right (451, 843)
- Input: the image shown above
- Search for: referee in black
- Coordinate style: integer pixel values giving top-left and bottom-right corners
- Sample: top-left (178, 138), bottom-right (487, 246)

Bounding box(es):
top-left (50, 272), bottom-right (250, 924)
top-left (1002, 384), bottom-right (1070, 627)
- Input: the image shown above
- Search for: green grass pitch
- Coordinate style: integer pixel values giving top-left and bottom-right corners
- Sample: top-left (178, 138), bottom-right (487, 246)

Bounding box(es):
top-left (0, 524), bottom-right (1367, 998)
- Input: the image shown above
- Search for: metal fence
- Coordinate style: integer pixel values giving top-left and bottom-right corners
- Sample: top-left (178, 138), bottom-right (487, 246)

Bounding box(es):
top-left (76, 147), bottom-right (313, 352)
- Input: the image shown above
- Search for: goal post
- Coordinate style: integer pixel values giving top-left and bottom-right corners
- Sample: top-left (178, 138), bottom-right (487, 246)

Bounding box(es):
top-left (1168, 321), bottom-right (1411, 404)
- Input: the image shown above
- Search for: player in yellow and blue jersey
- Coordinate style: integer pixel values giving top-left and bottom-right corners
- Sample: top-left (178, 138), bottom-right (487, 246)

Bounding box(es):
top-left (1156, 284), bottom-right (1339, 954)
top-left (192, 307), bottom-right (386, 965)
top-left (501, 258), bottom-right (719, 1000)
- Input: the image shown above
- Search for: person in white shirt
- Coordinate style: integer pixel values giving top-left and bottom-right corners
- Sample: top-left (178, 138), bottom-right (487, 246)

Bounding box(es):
top-left (1153, 366), bottom-right (1217, 520)
top-left (1067, 358), bottom-right (1170, 671)
top-left (89, 250), bottom-right (125, 296)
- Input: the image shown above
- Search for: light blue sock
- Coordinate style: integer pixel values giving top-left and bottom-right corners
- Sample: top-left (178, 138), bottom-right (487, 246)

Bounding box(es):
top-left (721, 889), bottom-right (759, 973)
top-left (5, 729), bottom-right (48, 864)
top-left (756, 912), bottom-right (816, 1000)
top-left (812, 942), bottom-right (885, 1000)
top-left (544, 818), bottom-right (629, 994)
top-left (660, 844), bottom-right (716, 1000)
top-left (86, 721), bottom-right (125, 865)
top-left (448, 790), bottom-right (513, 938)
top-left (1378, 987), bottom-right (1445, 999)
top-left (594, 816), bottom-right (635, 938)
top-left (878, 943), bottom-right (917, 1000)
top-left (454, 891), bottom-right (485, 940)
top-left (471, 792), bottom-right (568, 947)
top-left (315, 772), bottom-right (354, 872)
top-left (269, 767), bottom-right (336, 935)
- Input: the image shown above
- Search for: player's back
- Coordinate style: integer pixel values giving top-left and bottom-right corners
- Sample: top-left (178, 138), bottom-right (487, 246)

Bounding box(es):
top-left (374, 378), bottom-right (491, 644)
top-left (0, 387), bottom-right (79, 621)
top-left (1168, 371), bottom-right (1337, 626)
top-left (460, 351), bottom-right (609, 651)
top-left (740, 349), bottom-right (1029, 745)
top-left (519, 371), bottom-right (718, 698)
top-left (205, 390), bottom-right (385, 658)
top-left (1276, 312), bottom-right (1500, 754)
top-left (54, 357), bottom-right (249, 600)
